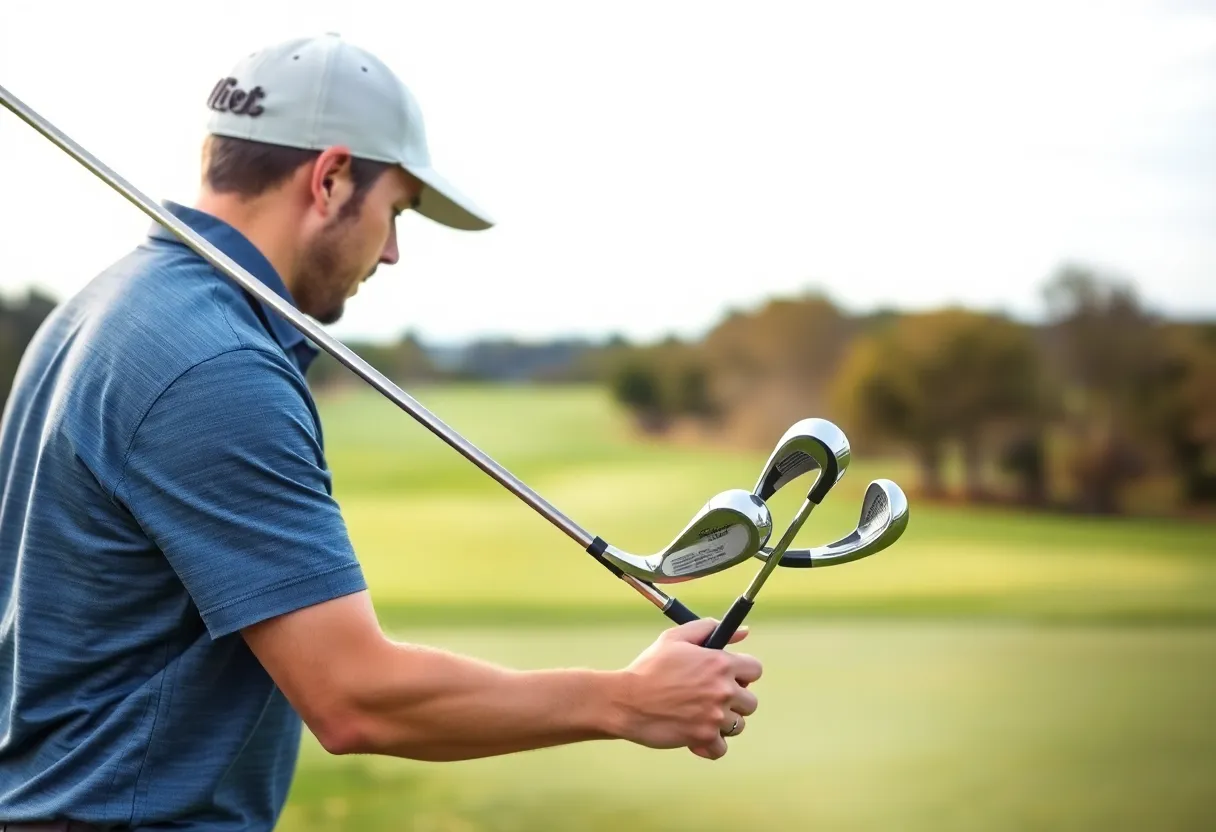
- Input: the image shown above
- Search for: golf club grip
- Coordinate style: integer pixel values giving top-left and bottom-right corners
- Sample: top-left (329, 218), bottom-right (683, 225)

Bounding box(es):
top-left (701, 597), bottom-right (754, 650)
top-left (662, 599), bottom-right (699, 625)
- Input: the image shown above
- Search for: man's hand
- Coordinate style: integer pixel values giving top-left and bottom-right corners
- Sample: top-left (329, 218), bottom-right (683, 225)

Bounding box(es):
top-left (614, 618), bottom-right (762, 760)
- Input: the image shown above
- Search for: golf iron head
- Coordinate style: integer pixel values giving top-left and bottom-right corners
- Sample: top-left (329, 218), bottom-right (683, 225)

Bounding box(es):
top-left (754, 418), bottom-right (851, 501)
top-left (600, 488), bottom-right (774, 583)
top-left (756, 478), bottom-right (909, 568)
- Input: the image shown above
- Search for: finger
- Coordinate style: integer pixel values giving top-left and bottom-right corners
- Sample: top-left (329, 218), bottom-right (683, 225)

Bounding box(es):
top-left (697, 735), bottom-right (728, 760)
top-left (725, 626), bottom-right (750, 645)
top-left (731, 688), bottom-right (759, 717)
top-left (663, 620), bottom-right (750, 647)
top-left (663, 618), bottom-right (719, 644)
top-left (729, 653), bottom-right (763, 686)
top-left (720, 713), bottom-right (746, 737)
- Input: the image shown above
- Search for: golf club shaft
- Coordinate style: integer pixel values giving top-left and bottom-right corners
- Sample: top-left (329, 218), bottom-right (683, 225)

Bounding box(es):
top-left (701, 498), bottom-right (816, 650)
top-left (0, 83), bottom-right (700, 625)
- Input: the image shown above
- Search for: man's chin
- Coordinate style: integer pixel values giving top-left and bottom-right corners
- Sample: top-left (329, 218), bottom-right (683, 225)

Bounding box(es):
top-left (315, 302), bottom-right (346, 326)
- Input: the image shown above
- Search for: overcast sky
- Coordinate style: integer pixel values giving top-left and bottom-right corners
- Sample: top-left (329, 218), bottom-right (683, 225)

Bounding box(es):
top-left (2, 0), bottom-right (1213, 345)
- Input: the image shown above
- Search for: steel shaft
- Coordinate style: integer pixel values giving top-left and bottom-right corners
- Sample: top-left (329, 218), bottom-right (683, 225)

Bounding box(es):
top-left (0, 83), bottom-right (691, 618)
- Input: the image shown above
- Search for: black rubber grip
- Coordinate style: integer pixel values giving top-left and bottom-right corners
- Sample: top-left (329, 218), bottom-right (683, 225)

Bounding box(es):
top-left (701, 596), bottom-right (754, 650)
top-left (663, 599), bottom-right (700, 625)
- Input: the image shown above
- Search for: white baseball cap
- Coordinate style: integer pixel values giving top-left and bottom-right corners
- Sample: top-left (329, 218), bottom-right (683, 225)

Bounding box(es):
top-left (205, 33), bottom-right (493, 231)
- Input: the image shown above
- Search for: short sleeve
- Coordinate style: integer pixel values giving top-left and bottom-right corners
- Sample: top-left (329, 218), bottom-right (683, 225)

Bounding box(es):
top-left (116, 348), bottom-right (367, 638)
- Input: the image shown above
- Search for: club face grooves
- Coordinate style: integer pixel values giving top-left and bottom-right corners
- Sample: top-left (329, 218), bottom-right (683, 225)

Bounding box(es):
top-left (756, 449), bottom-right (817, 501)
top-left (861, 485), bottom-right (889, 527)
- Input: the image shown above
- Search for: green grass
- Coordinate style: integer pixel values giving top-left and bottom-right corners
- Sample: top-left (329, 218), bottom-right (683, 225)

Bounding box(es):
top-left (322, 384), bottom-right (1216, 628)
top-left (281, 622), bottom-right (1216, 831)
top-left (279, 383), bottom-right (1216, 830)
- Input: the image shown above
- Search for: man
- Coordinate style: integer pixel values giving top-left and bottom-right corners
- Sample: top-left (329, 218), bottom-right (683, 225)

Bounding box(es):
top-left (0, 33), bottom-right (762, 831)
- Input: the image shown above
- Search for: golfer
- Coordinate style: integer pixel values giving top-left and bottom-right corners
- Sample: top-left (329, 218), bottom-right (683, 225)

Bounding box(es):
top-left (0, 34), bottom-right (761, 831)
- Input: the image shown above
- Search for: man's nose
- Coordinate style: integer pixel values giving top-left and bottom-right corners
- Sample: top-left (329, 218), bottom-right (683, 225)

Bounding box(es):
top-left (381, 225), bottom-right (400, 265)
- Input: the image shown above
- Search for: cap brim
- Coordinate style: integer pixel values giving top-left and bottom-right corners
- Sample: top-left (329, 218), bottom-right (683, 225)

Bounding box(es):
top-left (404, 165), bottom-right (494, 231)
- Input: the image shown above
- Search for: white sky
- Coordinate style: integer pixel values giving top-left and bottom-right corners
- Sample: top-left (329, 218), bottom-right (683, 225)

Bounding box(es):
top-left (2, 0), bottom-right (1214, 345)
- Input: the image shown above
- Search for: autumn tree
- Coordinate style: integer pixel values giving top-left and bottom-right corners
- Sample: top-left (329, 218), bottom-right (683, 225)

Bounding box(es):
top-left (1140, 322), bottom-right (1216, 504)
top-left (830, 307), bottom-right (1048, 501)
top-left (610, 361), bottom-right (666, 431)
top-left (1040, 265), bottom-right (1172, 513)
top-left (604, 336), bottom-right (720, 432)
top-left (701, 293), bottom-right (859, 444)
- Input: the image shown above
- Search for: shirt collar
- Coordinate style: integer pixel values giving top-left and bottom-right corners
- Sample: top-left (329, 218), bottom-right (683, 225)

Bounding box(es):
top-left (147, 201), bottom-right (319, 372)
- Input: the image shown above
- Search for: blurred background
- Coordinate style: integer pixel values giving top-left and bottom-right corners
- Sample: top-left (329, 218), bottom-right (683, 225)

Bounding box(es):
top-left (3, 1), bottom-right (1214, 829)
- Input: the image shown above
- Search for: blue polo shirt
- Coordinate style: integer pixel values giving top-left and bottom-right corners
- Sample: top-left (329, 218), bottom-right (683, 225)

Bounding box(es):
top-left (0, 202), bottom-right (368, 829)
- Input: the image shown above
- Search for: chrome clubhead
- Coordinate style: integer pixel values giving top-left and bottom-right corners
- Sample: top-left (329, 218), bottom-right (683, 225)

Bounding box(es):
top-left (602, 488), bottom-right (773, 583)
top-left (758, 479), bottom-right (909, 568)
top-left (755, 417), bottom-right (851, 501)
top-left (743, 418), bottom-right (851, 587)
top-left (699, 419), bottom-right (852, 650)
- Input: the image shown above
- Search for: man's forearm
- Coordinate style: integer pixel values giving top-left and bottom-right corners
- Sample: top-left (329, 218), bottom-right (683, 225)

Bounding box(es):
top-left (336, 641), bottom-right (628, 761)
top-left (244, 591), bottom-right (756, 764)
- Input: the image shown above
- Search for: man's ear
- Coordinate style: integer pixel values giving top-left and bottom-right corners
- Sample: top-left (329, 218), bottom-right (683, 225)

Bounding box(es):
top-left (309, 146), bottom-right (355, 216)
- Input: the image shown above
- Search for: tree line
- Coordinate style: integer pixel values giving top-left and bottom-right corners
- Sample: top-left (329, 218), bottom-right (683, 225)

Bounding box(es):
top-left (597, 265), bottom-right (1216, 517)
top-left (4, 264), bottom-right (1213, 518)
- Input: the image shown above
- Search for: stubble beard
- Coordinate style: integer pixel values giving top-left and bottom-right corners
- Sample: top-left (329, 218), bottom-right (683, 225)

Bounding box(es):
top-left (294, 219), bottom-right (361, 325)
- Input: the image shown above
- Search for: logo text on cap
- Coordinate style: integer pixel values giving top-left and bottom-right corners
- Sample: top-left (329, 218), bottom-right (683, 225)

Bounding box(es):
top-left (208, 78), bottom-right (266, 116)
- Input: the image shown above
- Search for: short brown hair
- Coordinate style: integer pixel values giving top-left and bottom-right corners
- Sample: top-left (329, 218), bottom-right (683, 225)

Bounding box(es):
top-left (201, 134), bottom-right (394, 217)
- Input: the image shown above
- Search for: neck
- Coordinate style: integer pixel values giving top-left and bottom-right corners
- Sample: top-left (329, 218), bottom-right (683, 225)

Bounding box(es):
top-left (194, 189), bottom-right (302, 295)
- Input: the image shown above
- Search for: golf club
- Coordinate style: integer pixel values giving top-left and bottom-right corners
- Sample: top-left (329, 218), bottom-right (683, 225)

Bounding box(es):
top-left (702, 419), bottom-right (852, 649)
top-left (754, 418), bottom-right (834, 501)
top-left (0, 84), bottom-right (777, 626)
top-left (755, 478), bottom-right (909, 567)
top-left (601, 489), bottom-right (773, 582)
top-left (751, 417), bottom-right (844, 568)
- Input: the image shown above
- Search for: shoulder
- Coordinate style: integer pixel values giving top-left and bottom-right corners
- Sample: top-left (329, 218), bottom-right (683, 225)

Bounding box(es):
top-left (107, 242), bottom-right (289, 369)
top-left (55, 244), bottom-right (321, 480)
top-left (80, 242), bottom-right (310, 410)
